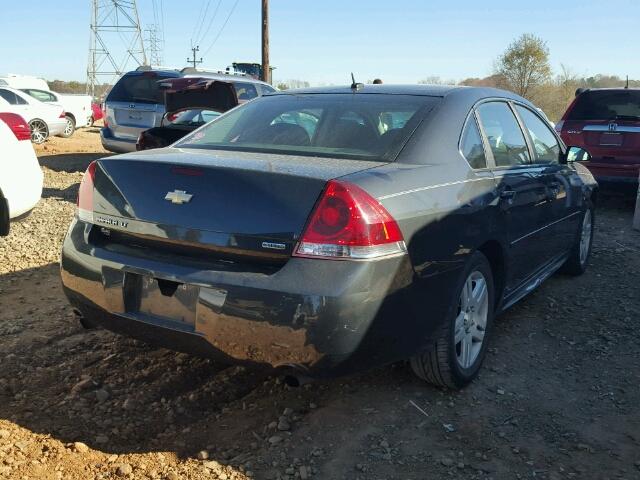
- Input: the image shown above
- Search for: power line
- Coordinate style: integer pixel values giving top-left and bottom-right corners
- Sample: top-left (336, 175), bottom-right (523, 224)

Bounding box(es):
top-left (191, 0), bottom-right (208, 47)
top-left (159, 0), bottom-right (165, 45)
top-left (193, 0), bottom-right (213, 48)
top-left (196, 0), bottom-right (222, 47)
top-left (201, 0), bottom-right (239, 59)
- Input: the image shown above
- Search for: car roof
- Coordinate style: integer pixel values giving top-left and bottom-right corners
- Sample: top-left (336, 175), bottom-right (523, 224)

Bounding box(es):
top-left (274, 84), bottom-right (461, 96)
top-left (578, 87), bottom-right (640, 93)
top-left (123, 67), bottom-right (269, 86)
top-left (267, 84), bottom-right (530, 104)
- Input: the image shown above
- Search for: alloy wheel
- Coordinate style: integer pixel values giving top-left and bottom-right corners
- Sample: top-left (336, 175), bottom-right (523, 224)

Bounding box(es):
top-left (29, 120), bottom-right (48, 144)
top-left (64, 117), bottom-right (74, 136)
top-left (579, 210), bottom-right (592, 266)
top-left (454, 270), bottom-right (489, 369)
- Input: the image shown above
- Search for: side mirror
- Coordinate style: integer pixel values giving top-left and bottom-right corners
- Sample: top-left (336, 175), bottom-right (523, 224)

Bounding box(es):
top-left (565, 146), bottom-right (591, 163)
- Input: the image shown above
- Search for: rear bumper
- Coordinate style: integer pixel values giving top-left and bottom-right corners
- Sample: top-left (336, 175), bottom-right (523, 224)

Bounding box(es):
top-left (49, 119), bottom-right (68, 137)
top-left (60, 219), bottom-right (447, 377)
top-left (584, 161), bottom-right (640, 180)
top-left (2, 171), bottom-right (43, 219)
top-left (100, 128), bottom-right (138, 153)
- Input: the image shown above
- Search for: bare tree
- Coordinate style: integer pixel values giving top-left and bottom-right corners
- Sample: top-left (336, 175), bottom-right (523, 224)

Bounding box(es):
top-left (496, 33), bottom-right (551, 98)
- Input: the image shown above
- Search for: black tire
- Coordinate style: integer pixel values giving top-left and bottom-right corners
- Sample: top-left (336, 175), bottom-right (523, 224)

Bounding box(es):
top-left (410, 251), bottom-right (495, 389)
top-left (560, 207), bottom-right (594, 276)
top-left (61, 115), bottom-right (75, 138)
top-left (0, 195), bottom-right (9, 237)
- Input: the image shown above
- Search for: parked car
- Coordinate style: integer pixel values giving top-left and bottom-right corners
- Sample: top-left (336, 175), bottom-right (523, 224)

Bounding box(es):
top-left (20, 88), bottom-right (92, 137)
top-left (0, 112), bottom-right (43, 236)
top-left (136, 78), bottom-right (240, 150)
top-left (0, 74), bottom-right (50, 91)
top-left (61, 85), bottom-right (597, 389)
top-left (90, 102), bottom-right (104, 126)
top-left (557, 88), bottom-right (640, 190)
top-left (0, 87), bottom-right (67, 144)
top-left (100, 66), bottom-right (276, 153)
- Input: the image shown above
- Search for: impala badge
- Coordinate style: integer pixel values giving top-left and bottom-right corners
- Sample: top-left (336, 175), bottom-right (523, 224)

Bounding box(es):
top-left (165, 190), bottom-right (193, 204)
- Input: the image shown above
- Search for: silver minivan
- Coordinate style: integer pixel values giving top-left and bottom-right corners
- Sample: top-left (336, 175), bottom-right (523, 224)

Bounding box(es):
top-left (101, 66), bottom-right (276, 153)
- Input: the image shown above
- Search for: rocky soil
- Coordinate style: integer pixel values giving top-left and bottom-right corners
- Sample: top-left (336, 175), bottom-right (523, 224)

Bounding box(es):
top-left (1, 128), bottom-right (639, 479)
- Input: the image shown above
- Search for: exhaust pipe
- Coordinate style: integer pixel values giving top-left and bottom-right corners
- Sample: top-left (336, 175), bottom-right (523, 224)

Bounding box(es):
top-left (283, 373), bottom-right (314, 388)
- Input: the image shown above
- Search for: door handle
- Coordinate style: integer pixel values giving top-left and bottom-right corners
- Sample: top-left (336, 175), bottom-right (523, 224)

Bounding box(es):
top-left (547, 182), bottom-right (561, 199)
top-left (500, 189), bottom-right (517, 201)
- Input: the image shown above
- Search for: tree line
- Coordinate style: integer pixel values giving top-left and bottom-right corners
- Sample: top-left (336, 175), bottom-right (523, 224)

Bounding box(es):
top-left (431, 33), bottom-right (639, 122)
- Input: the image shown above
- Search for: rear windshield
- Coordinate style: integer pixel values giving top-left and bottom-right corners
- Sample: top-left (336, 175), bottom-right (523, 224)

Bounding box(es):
top-left (176, 93), bottom-right (439, 161)
top-left (568, 90), bottom-right (640, 121)
top-left (107, 72), bottom-right (179, 104)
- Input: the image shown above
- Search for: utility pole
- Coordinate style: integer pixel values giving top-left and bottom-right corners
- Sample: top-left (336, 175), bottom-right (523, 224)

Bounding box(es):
top-left (187, 46), bottom-right (203, 69)
top-left (86, 0), bottom-right (148, 97)
top-left (261, 0), bottom-right (270, 84)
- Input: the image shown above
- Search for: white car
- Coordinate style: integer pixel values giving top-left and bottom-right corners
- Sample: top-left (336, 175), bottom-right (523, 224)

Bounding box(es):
top-left (0, 86), bottom-right (67, 143)
top-left (19, 88), bottom-right (92, 137)
top-left (0, 112), bottom-right (43, 236)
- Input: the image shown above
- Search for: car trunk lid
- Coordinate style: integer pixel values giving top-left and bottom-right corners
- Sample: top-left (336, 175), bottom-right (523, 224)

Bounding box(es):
top-left (90, 148), bottom-right (386, 263)
top-left (561, 119), bottom-right (640, 164)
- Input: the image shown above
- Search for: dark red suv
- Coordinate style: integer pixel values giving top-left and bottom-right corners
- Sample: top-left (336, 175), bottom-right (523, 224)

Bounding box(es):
top-left (556, 88), bottom-right (640, 189)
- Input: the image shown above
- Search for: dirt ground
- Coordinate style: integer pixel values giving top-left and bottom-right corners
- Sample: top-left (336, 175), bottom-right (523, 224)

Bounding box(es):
top-left (1, 128), bottom-right (639, 480)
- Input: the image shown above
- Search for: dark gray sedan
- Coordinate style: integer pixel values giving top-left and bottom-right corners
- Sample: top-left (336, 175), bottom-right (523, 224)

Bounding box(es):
top-left (61, 85), bottom-right (597, 389)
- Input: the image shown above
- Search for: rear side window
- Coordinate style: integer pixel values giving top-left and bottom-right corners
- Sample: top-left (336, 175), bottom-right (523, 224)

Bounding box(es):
top-left (0, 89), bottom-right (21, 105)
top-left (107, 72), bottom-right (178, 104)
top-left (233, 82), bottom-right (259, 101)
top-left (260, 84), bottom-right (277, 95)
top-left (515, 105), bottom-right (560, 163)
top-left (477, 102), bottom-right (530, 167)
top-left (23, 89), bottom-right (56, 102)
top-left (460, 116), bottom-right (487, 169)
top-left (567, 90), bottom-right (640, 120)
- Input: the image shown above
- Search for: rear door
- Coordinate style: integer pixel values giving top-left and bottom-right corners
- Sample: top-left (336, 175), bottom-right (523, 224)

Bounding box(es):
top-left (105, 71), bottom-right (179, 141)
top-left (514, 104), bottom-right (580, 257)
top-left (476, 101), bottom-right (551, 290)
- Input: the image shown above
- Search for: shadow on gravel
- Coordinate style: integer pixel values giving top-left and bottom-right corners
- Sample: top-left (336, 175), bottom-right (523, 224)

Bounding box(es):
top-left (42, 184), bottom-right (81, 203)
top-left (2, 197), bottom-right (640, 478)
top-left (0, 263), bottom-right (274, 461)
top-left (38, 152), bottom-right (112, 174)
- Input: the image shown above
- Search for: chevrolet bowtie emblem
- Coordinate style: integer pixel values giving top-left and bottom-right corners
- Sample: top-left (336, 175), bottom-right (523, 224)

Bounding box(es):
top-left (165, 190), bottom-right (193, 204)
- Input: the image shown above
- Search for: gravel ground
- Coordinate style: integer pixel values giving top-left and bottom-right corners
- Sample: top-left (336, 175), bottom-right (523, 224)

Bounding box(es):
top-left (1, 128), bottom-right (639, 480)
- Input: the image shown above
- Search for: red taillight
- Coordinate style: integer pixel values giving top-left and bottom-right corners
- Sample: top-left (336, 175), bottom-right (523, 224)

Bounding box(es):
top-left (0, 112), bottom-right (31, 141)
top-left (77, 161), bottom-right (97, 222)
top-left (294, 180), bottom-right (406, 259)
top-left (59, 110), bottom-right (66, 119)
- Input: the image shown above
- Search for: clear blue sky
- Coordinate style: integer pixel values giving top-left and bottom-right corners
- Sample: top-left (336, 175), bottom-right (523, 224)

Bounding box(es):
top-left (1, 0), bottom-right (638, 85)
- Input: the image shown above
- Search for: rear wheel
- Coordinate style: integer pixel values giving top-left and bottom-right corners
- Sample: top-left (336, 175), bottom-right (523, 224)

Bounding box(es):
top-left (61, 115), bottom-right (75, 138)
top-left (29, 119), bottom-right (49, 144)
top-left (410, 251), bottom-right (495, 389)
top-left (561, 207), bottom-right (594, 275)
top-left (87, 116), bottom-right (94, 127)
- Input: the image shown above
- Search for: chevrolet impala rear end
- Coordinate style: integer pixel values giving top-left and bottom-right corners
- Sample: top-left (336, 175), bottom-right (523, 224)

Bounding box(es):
top-left (61, 86), bottom-right (597, 388)
top-left (62, 91), bottom-right (437, 378)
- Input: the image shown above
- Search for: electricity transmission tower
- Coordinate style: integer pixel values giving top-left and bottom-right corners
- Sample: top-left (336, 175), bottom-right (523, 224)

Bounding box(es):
top-left (145, 24), bottom-right (163, 66)
top-left (87, 0), bottom-right (148, 97)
